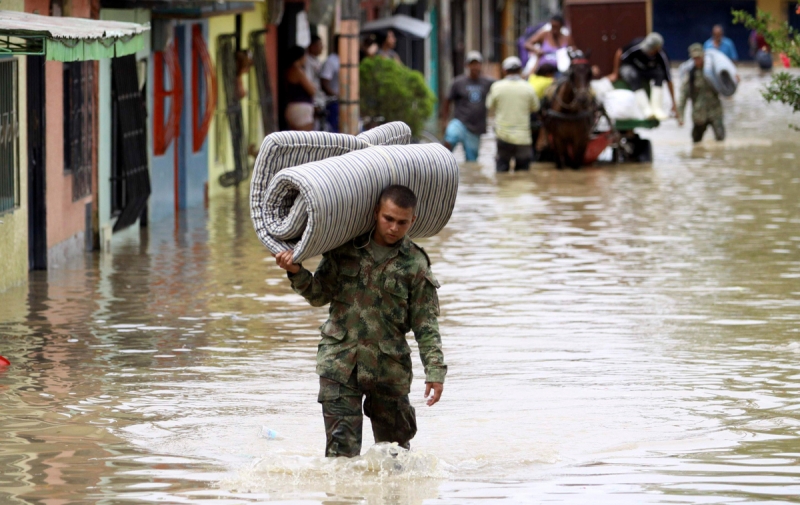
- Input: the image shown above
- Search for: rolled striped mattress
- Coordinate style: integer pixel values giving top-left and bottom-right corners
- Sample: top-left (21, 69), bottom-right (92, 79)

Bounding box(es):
top-left (250, 123), bottom-right (459, 263)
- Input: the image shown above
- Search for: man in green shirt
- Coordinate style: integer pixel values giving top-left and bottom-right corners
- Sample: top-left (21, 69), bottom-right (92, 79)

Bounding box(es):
top-left (486, 56), bottom-right (541, 172)
top-left (274, 185), bottom-right (447, 457)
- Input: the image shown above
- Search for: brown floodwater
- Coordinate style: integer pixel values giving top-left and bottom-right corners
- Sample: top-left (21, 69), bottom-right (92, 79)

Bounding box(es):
top-left (1, 69), bottom-right (800, 504)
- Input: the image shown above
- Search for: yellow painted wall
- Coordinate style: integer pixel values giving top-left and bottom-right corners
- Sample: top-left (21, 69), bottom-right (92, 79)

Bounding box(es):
top-left (208, 5), bottom-right (265, 198)
top-left (757, 0), bottom-right (786, 23)
top-left (0, 0), bottom-right (29, 292)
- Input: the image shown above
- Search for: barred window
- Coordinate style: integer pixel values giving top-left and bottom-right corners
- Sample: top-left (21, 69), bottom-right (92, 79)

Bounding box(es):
top-left (0, 59), bottom-right (20, 215)
top-left (63, 61), bottom-right (93, 201)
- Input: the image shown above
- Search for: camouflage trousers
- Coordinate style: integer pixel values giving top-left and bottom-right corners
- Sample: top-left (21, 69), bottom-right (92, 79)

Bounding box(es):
top-left (692, 118), bottom-right (725, 142)
top-left (318, 369), bottom-right (417, 458)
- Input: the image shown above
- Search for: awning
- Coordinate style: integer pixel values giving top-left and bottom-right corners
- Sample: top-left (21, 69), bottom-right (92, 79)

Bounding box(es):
top-left (0, 11), bottom-right (149, 62)
top-left (360, 14), bottom-right (431, 40)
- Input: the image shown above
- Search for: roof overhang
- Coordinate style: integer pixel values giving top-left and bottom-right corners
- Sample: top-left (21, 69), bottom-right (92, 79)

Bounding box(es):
top-left (99, 0), bottom-right (259, 19)
top-left (0, 10), bottom-right (149, 62)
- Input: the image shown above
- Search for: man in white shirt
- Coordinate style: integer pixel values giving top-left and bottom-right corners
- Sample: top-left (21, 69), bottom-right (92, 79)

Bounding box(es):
top-left (320, 35), bottom-right (341, 132)
top-left (305, 35), bottom-right (325, 129)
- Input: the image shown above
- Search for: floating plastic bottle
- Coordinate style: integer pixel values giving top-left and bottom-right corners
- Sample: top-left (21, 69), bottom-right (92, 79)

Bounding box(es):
top-left (260, 426), bottom-right (281, 440)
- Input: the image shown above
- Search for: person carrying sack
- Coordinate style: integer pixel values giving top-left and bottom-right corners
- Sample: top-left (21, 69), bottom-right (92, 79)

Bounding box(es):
top-left (613, 32), bottom-right (677, 121)
top-left (274, 185), bottom-right (447, 457)
top-left (678, 44), bottom-right (725, 143)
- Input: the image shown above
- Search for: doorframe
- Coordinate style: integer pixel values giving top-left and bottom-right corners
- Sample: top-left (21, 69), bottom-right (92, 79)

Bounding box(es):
top-left (27, 55), bottom-right (47, 271)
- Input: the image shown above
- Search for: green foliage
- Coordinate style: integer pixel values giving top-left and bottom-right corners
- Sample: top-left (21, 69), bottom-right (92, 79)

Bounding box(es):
top-left (733, 9), bottom-right (800, 127)
top-left (360, 56), bottom-right (436, 136)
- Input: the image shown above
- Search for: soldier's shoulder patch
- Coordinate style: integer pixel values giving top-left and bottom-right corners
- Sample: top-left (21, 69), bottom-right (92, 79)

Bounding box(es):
top-left (408, 241), bottom-right (432, 267)
top-left (424, 269), bottom-right (441, 289)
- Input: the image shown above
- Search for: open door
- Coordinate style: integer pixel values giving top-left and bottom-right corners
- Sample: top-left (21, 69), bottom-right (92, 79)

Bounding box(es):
top-left (111, 54), bottom-right (151, 232)
top-left (27, 55), bottom-right (47, 270)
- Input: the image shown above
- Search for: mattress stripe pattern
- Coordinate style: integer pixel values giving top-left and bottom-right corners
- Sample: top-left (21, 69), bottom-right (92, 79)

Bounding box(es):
top-left (258, 142), bottom-right (459, 263)
top-left (250, 123), bottom-right (412, 257)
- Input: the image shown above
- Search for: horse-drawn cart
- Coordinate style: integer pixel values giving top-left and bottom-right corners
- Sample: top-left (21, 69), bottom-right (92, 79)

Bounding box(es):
top-left (584, 118), bottom-right (657, 165)
top-left (538, 51), bottom-right (660, 169)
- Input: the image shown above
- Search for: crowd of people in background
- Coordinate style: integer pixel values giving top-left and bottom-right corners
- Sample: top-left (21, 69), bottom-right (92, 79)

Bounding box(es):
top-left (282, 28), bottom-right (404, 133)
top-left (440, 14), bottom-right (765, 171)
top-left (281, 15), bottom-right (770, 163)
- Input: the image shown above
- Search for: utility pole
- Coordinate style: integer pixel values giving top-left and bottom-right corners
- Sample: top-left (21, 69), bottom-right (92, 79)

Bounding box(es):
top-left (339, 0), bottom-right (360, 134)
top-left (438, 0), bottom-right (452, 117)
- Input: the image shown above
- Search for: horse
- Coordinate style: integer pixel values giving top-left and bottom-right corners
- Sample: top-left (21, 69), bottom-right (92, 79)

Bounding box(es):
top-left (542, 53), bottom-right (597, 170)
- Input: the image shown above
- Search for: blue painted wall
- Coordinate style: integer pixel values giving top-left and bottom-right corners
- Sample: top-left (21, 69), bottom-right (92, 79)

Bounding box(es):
top-left (790, 2), bottom-right (800, 29)
top-left (178, 21), bottom-right (210, 210)
top-left (149, 21), bottom-right (210, 223)
top-left (652, 0), bottom-right (756, 62)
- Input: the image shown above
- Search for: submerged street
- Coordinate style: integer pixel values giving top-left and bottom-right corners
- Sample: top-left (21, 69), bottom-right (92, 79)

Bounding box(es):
top-left (2, 70), bottom-right (800, 504)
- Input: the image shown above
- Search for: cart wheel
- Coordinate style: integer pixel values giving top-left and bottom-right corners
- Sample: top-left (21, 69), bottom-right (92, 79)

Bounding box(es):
top-left (636, 139), bottom-right (653, 163)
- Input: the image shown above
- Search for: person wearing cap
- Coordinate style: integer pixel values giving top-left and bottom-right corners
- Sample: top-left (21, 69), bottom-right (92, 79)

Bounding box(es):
top-left (678, 43), bottom-right (725, 143)
top-left (441, 51), bottom-right (495, 162)
top-left (486, 56), bottom-right (540, 172)
top-left (612, 32), bottom-right (676, 121)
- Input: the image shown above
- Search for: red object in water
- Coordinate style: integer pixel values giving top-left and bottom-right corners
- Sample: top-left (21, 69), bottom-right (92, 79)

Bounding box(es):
top-left (0, 356), bottom-right (10, 366)
top-left (584, 133), bottom-right (612, 165)
top-left (780, 53), bottom-right (791, 68)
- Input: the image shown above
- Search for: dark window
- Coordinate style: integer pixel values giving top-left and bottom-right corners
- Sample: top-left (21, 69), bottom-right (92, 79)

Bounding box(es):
top-left (63, 61), bottom-right (93, 201)
top-left (0, 59), bottom-right (20, 215)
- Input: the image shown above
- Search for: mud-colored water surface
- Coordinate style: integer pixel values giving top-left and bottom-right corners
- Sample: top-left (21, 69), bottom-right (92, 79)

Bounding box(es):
top-left (2, 70), bottom-right (800, 504)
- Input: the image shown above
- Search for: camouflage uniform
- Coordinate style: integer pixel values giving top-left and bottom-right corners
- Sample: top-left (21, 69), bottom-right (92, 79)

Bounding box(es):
top-left (678, 66), bottom-right (725, 142)
top-left (288, 232), bottom-right (447, 457)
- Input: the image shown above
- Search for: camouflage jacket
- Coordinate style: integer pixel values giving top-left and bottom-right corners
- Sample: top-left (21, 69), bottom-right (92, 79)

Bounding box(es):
top-left (678, 67), bottom-right (723, 125)
top-left (288, 233), bottom-right (447, 395)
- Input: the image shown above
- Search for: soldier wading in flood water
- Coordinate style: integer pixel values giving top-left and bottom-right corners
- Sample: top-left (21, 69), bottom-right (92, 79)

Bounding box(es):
top-left (274, 185), bottom-right (447, 457)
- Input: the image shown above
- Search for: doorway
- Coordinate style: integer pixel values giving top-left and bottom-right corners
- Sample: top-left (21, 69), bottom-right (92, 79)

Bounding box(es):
top-left (27, 55), bottom-right (47, 270)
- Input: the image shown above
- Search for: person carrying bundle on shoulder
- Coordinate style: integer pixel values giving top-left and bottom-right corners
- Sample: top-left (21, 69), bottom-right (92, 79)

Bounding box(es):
top-left (274, 185), bottom-right (447, 458)
top-left (611, 32), bottom-right (677, 121)
top-left (678, 44), bottom-right (725, 143)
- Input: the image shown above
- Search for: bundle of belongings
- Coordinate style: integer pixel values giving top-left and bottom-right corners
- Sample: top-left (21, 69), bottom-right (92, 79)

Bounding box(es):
top-left (678, 48), bottom-right (738, 97)
top-left (590, 78), bottom-right (646, 121)
top-left (250, 122), bottom-right (460, 263)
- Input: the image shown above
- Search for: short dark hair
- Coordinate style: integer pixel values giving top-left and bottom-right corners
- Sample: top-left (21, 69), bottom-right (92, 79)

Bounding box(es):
top-left (536, 63), bottom-right (558, 76)
top-left (286, 45), bottom-right (306, 66)
top-left (310, 35), bottom-right (322, 44)
top-left (379, 185), bottom-right (417, 210)
top-left (551, 15), bottom-right (565, 25)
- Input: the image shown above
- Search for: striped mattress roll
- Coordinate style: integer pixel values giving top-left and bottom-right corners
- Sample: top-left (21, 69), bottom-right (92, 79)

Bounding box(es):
top-left (260, 143), bottom-right (459, 263)
top-left (250, 122), bottom-right (412, 257)
top-left (356, 121), bottom-right (412, 146)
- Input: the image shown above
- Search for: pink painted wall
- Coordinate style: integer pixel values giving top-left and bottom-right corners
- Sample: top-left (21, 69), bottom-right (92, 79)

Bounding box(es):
top-left (24, 0), bottom-right (48, 15)
top-left (45, 61), bottom-right (92, 250)
top-left (25, 0), bottom-right (91, 16)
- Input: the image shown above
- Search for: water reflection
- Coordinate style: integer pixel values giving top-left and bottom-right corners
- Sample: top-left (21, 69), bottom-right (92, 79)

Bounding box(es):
top-left (1, 69), bottom-right (800, 503)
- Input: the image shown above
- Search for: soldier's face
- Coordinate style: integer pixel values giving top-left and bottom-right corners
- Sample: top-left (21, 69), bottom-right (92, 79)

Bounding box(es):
top-left (373, 200), bottom-right (417, 246)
